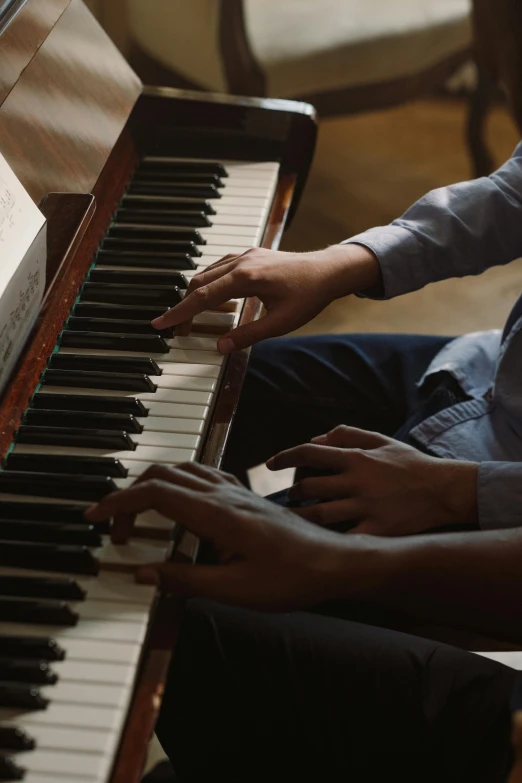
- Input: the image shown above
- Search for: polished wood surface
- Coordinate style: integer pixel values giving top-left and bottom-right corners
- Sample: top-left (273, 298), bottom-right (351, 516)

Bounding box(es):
top-left (0, 0), bottom-right (140, 202)
top-left (0, 0), bottom-right (70, 105)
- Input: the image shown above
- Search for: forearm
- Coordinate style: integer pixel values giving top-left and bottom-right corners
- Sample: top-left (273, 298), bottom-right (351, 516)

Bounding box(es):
top-left (345, 141), bottom-right (522, 299)
top-left (333, 529), bottom-right (522, 643)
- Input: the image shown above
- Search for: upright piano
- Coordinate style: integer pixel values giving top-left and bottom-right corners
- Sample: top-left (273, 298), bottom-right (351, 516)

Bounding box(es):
top-left (0, 1), bottom-right (316, 781)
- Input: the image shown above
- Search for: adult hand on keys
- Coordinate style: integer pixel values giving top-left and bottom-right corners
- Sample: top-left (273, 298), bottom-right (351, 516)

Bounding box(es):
top-left (151, 245), bottom-right (380, 353)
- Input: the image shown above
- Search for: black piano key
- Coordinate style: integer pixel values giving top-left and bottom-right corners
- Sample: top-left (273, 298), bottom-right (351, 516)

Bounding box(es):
top-left (0, 540), bottom-right (99, 575)
top-left (0, 598), bottom-right (78, 627)
top-left (139, 159), bottom-right (228, 177)
top-left (60, 331), bottom-right (170, 354)
top-left (5, 454), bottom-right (128, 480)
top-left (95, 249), bottom-right (196, 270)
top-left (81, 282), bottom-right (184, 306)
top-left (0, 502), bottom-right (87, 525)
top-left (43, 369), bottom-right (157, 393)
top-left (49, 353), bottom-right (162, 376)
top-left (108, 224), bottom-right (205, 245)
top-left (0, 727), bottom-right (35, 752)
top-left (0, 575), bottom-right (85, 601)
top-left (128, 181), bottom-right (221, 199)
top-left (102, 234), bottom-right (202, 255)
top-left (89, 269), bottom-right (188, 287)
top-left (0, 473), bottom-right (118, 504)
top-left (0, 659), bottom-right (58, 686)
top-left (0, 518), bottom-right (101, 547)
top-left (33, 394), bottom-right (149, 417)
top-left (101, 238), bottom-right (202, 257)
top-left (134, 170), bottom-right (223, 187)
top-left (23, 409), bottom-right (143, 434)
top-left (0, 755), bottom-right (25, 780)
top-left (16, 426), bottom-right (136, 451)
top-left (73, 302), bottom-right (167, 322)
top-left (0, 683), bottom-right (48, 710)
top-left (65, 318), bottom-right (172, 339)
top-left (0, 636), bottom-right (65, 661)
top-left (121, 195), bottom-right (216, 215)
top-left (115, 208), bottom-right (212, 227)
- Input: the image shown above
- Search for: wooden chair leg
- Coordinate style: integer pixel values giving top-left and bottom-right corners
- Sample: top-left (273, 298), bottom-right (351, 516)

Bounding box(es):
top-left (466, 65), bottom-right (495, 178)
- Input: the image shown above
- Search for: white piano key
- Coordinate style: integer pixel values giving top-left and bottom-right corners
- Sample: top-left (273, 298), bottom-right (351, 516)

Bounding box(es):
top-left (201, 233), bottom-right (259, 247)
top-left (77, 573), bottom-right (156, 604)
top-left (193, 311), bottom-right (236, 329)
top-left (0, 620), bottom-right (147, 644)
top-left (0, 702), bottom-right (124, 732)
top-left (137, 415), bottom-right (205, 434)
top-left (57, 660), bottom-right (135, 687)
top-left (59, 638), bottom-right (142, 665)
top-left (131, 430), bottom-right (200, 450)
top-left (166, 336), bottom-right (218, 351)
top-left (142, 399), bottom-right (210, 418)
top-left (22, 747), bottom-right (112, 778)
top-left (43, 373), bottom-right (217, 395)
top-left (11, 723), bottom-right (115, 755)
top-left (13, 442), bottom-right (197, 464)
top-left (136, 509), bottom-right (178, 534)
top-left (211, 212), bottom-right (265, 226)
top-left (202, 244), bottom-right (250, 257)
top-left (214, 204), bottom-right (268, 217)
top-left (216, 196), bottom-right (268, 208)
top-left (57, 346), bottom-right (224, 366)
top-left (222, 160), bottom-right (279, 172)
top-left (98, 538), bottom-right (171, 569)
top-left (74, 600), bottom-right (151, 626)
top-left (226, 170), bottom-right (277, 182)
top-left (201, 223), bottom-right (261, 238)
top-left (40, 680), bottom-right (129, 709)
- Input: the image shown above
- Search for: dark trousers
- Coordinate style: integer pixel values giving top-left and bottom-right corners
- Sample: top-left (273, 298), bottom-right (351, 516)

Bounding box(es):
top-left (157, 601), bottom-right (517, 783)
top-left (223, 333), bottom-right (459, 482)
top-left (156, 334), bottom-right (518, 782)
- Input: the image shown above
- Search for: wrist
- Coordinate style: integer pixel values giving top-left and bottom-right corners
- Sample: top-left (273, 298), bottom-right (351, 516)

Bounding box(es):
top-left (318, 244), bottom-right (382, 298)
top-left (314, 533), bottom-right (399, 603)
top-left (439, 460), bottom-right (479, 528)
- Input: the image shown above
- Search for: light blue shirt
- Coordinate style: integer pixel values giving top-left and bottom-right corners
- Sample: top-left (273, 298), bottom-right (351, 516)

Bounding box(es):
top-left (345, 141), bottom-right (522, 530)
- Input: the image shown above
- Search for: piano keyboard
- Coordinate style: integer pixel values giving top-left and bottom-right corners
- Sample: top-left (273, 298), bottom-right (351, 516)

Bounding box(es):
top-left (0, 156), bottom-right (279, 781)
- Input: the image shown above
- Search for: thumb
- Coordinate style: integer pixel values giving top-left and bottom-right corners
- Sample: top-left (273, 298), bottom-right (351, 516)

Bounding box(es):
top-left (313, 426), bottom-right (389, 450)
top-left (217, 309), bottom-right (296, 353)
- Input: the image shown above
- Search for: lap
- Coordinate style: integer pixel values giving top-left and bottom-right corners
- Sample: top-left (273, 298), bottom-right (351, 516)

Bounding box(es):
top-left (156, 599), bottom-right (517, 783)
top-left (224, 333), bottom-right (451, 475)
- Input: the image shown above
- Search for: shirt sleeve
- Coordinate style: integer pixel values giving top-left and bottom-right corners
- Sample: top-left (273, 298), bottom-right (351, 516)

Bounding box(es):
top-left (343, 141), bottom-right (522, 299)
top-left (477, 462), bottom-right (522, 529)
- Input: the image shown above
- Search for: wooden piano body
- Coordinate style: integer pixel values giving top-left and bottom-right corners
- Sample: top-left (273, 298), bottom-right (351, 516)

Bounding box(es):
top-left (0, 1), bottom-right (317, 780)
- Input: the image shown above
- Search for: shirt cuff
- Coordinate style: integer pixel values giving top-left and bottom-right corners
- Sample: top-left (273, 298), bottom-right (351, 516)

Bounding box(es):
top-left (477, 462), bottom-right (522, 529)
top-left (342, 225), bottom-right (422, 299)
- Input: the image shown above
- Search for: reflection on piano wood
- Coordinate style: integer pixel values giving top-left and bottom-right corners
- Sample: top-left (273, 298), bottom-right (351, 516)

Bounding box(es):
top-left (0, 1), bottom-right (316, 781)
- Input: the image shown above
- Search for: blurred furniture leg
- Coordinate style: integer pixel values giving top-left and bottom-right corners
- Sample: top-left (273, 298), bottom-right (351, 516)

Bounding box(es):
top-left (472, 0), bottom-right (522, 134)
top-left (127, 0), bottom-right (493, 176)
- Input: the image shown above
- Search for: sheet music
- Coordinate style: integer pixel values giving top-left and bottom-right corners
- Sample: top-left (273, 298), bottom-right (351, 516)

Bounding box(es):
top-left (0, 152), bottom-right (46, 390)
